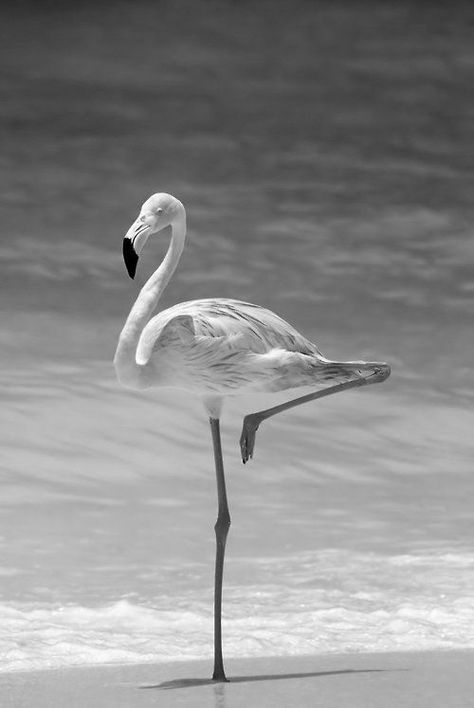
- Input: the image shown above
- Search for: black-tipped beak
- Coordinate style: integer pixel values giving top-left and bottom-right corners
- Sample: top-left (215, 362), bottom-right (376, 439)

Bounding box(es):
top-left (123, 237), bottom-right (138, 279)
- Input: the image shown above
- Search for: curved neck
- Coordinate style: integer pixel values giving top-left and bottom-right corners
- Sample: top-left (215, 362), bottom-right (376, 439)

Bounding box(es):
top-left (114, 210), bottom-right (186, 387)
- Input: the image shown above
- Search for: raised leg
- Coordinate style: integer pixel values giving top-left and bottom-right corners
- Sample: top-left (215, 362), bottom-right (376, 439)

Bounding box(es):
top-left (210, 417), bottom-right (231, 682)
top-left (240, 363), bottom-right (390, 463)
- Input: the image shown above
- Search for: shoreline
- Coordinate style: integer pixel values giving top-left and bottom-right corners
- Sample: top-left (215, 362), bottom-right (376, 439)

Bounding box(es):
top-left (2, 649), bottom-right (474, 707)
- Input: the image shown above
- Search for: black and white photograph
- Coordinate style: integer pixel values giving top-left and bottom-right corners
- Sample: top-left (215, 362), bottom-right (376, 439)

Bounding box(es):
top-left (1, 1), bottom-right (473, 706)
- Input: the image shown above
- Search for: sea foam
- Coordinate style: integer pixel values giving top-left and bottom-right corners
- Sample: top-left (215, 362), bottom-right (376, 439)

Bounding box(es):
top-left (2, 551), bottom-right (474, 673)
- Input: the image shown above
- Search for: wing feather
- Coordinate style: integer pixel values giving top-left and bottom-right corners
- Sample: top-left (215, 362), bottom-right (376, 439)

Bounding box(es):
top-left (136, 314), bottom-right (195, 365)
top-left (136, 298), bottom-right (319, 367)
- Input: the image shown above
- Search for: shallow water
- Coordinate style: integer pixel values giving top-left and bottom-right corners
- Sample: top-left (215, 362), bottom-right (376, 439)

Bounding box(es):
top-left (1, 1), bottom-right (473, 671)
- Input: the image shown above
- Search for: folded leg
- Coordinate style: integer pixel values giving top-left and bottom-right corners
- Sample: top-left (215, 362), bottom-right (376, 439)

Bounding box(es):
top-left (239, 364), bottom-right (390, 463)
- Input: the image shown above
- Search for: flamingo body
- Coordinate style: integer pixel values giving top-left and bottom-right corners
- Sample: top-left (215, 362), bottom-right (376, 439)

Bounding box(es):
top-left (134, 296), bottom-right (358, 397)
top-left (131, 294), bottom-right (378, 400)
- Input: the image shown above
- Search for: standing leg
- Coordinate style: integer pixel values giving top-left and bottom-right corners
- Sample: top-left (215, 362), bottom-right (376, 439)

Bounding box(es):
top-left (240, 363), bottom-right (390, 463)
top-left (210, 417), bottom-right (231, 682)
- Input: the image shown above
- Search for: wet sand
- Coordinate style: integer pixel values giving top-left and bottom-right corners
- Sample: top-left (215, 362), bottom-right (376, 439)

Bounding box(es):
top-left (2, 650), bottom-right (474, 708)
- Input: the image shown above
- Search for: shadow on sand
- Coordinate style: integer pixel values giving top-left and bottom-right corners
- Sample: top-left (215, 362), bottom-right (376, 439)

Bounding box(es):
top-left (141, 667), bottom-right (400, 690)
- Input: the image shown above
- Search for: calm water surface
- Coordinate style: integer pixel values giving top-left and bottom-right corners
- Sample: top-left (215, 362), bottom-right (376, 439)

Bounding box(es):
top-left (1, 1), bottom-right (473, 671)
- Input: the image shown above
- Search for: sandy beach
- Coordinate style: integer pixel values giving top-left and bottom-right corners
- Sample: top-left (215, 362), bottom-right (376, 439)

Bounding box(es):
top-left (2, 650), bottom-right (474, 708)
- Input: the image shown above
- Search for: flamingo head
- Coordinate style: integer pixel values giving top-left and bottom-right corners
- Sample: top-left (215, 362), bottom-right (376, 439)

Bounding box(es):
top-left (122, 193), bottom-right (184, 279)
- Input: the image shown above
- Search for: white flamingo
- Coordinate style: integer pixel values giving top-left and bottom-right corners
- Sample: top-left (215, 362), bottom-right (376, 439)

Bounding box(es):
top-left (114, 192), bottom-right (390, 682)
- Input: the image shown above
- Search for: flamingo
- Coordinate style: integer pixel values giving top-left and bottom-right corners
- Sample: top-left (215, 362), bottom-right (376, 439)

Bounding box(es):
top-left (114, 192), bottom-right (390, 682)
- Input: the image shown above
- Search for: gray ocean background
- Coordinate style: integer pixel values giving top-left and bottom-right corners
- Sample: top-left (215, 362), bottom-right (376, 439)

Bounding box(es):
top-left (1, 1), bottom-right (473, 670)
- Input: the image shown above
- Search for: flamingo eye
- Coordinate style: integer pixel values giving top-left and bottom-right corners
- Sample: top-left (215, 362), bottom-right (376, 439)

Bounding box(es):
top-left (156, 208), bottom-right (163, 215)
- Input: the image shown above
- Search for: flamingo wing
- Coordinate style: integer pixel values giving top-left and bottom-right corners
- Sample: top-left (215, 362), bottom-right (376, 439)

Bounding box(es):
top-left (137, 298), bottom-right (320, 364)
top-left (177, 299), bottom-right (319, 354)
top-left (136, 314), bottom-right (195, 365)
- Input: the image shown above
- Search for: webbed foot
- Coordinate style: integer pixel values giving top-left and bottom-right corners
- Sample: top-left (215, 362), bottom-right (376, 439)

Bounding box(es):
top-left (239, 414), bottom-right (261, 464)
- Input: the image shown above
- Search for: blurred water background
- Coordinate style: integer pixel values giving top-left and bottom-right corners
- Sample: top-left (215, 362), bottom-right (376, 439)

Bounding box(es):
top-left (1, 0), bottom-right (474, 671)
